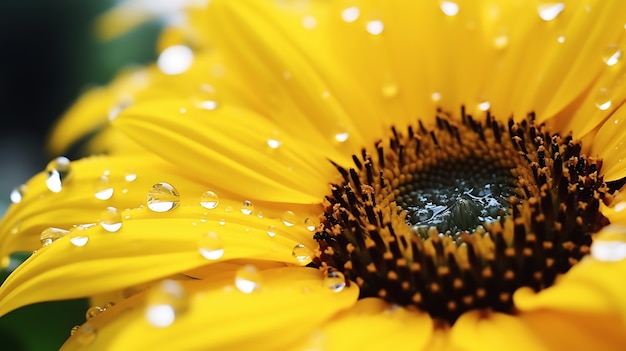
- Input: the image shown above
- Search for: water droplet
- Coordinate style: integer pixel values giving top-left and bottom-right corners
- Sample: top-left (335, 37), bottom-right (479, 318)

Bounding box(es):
top-left (440, 1), bottom-right (459, 16)
top-left (324, 271), bottom-right (346, 292)
top-left (292, 243), bottom-right (313, 263)
top-left (235, 265), bottom-right (262, 294)
top-left (431, 92), bottom-right (442, 102)
top-left (538, 3), bottom-right (565, 21)
top-left (557, 35), bottom-right (566, 43)
top-left (267, 225), bottom-right (277, 237)
top-left (335, 132), bottom-right (350, 143)
top-left (614, 201), bottom-right (626, 212)
top-left (73, 324), bottom-right (97, 346)
top-left (493, 35), bottom-right (508, 49)
top-left (591, 226), bottom-right (626, 262)
top-left (124, 172), bottom-right (137, 182)
top-left (200, 191), bottom-right (219, 209)
top-left (69, 232), bottom-right (89, 247)
top-left (45, 156), bottom-right (71, 193)
top-left (93, 176), bottom-right (114, 200)
top-left (302, 15), bottom-right (317, 29)
top-left (40, 227), bottom-right (69, 247)
top-left (240, 200), bottom-right (254, 215)
top-left (198, 231), bottom-right (224, 260)
top-left (381, 83), bottom-right (398, 97)
top-left (147, 182), bottom-right (180, 212)
top-left (157, 45), bottom-right (194, 75)
top-left (257, 211), bottom-right (264, 219)
top-left (267, 139), bottom-right (282, 149)
top-left (478, 101), bottom-right (491, 111)
top-left (70, 325), bottom-right (80, 336)
top-left (281, 211), bottom-right (297, 226)
top-left (10, 184), bottom-right (26, 203)
top-left (366, 20), bottom-right (384, 35)
top-left (603, 44), bottom-right (622, 67)
top-left (100, 207), bottom-right (123, 232)
top-left (198, 100), bottom-right (219, 111)
top-left (145, 280), bottom-right (188, 328)
top-left (304, 218), bottom-right (318, 231)
top-left (341, 6), bottom-right (360, 22)
top-left (85, 306), bottom-right (104, 320)
top-left (595, 88), bottom-right (612, 111)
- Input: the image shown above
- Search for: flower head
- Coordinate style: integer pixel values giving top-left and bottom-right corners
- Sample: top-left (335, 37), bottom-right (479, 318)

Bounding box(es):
top-left (3, 0), bottom-right (626, 350)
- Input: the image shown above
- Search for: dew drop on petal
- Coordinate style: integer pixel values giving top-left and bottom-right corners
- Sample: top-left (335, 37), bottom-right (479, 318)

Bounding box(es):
top-left (198, 100), bottom-right (219, 111)
top-left (324, 271), bottom-right (346, 292)
top-left (341, 6), bottom-right (360, 23)
top-left (147, 182), bottom-right (180, 212)
top-left (198, 231), bottom-right (224, 260)
top-left (45, 156), bottom-right (71, 193)
top-left (602, 44), bottom-right (622, 67)
top-left (69, 233), bottom-right (89, 247)
top-left (73, 324), bottom-right (97, 346)
top-left (10, 184), bottom-right (26, 203)
top-left (431, 92), bottom-right (442, 102)
top-left (478, 101), bottom-right (491, 111)
top-left (99, 207), bottom-right (123, 232)
top-left (292, 243), bottom-right (313, 263)
top-left (302, 15), bottom-right (317, 29)
top-left (493, 35), bottom-right (508, 49)
top-left (124, 172), bottom-right (137, 182)
top-left (335, 132), bottom-right (350, 143)
top-left (304, 217), bottom-right (317, 231)
top-left (235, 265), bottom-right (262, 294)
top-left (267, 139), bottom-right (282, 149)
top-left (538, 3), bottom-right (565, 21)
top-left (240, 200), bottom-right (254, 215)
top-left (365, 20), bottom-right (384, 35)
top-left (85, 306), bottom-right (104, 320)
top-left (595, 88), bottom-right (612, 111)
top-left (94, 176), bottom-right (114, 200)
top-left (200, 190), bottom-right (219, 209)
top-left (557, 35), bottom-right (566, 43)
top-left (40, 227), bottom-right (69, 247)
top-left (145, 280), bottom-right (188, 328)
top-left (591, 226), bottom-right (626, 262)
top-left (281, 211), bottom-right (297, 226)
top-left (157, 45), bottom-right (194, 75)
top-left (267, 225), bottom-right (277, 238)
top-left (440, 1), bottom-right (459, 16)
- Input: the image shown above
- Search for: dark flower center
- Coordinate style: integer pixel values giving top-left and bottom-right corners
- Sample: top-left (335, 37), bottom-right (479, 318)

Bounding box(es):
top-left (313, 108), bottom-right (614, 323)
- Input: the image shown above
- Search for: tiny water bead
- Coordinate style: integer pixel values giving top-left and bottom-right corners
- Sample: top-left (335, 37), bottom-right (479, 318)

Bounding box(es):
top-left (240, 200), bottom-right (254, 215)
top-left (235, 265), bottom-right (262, 294)
top-left (99, 207), bottom-right (123, 232)
top-left (365, 20), bottom-right (384, 35)
top-left (85, 306), bottom-right (104, 320)
top-left (281, 210), bottom-right (297, 227)
top-left (292, 244), bottom-right (313, 263)
top-left (313, 108), bottom-right (613, 323)
top-left (147, 182), bottom-right (180, 212)
top-left (157, 45), bottom-right (194, 75)
top-left (324, 270), bottom-right (346, 293)
top-left (40, 227), bottom-right (69, 247)
top-left (72, 324), bottom-right (97, 346)
top-left (440, 1), bottom-right (459, 16)
top-left (9, 184), bottom-right (26, 203)
top-left (341, 6), bottom-right (360, 23)
top-left (45, 156), bottom-right (72, 193)
top-left (590, 226), bottom-right (626, 262)
top-left (145, 280), bottom-right (188, 328)
top-left (200, 190), bottom-right (219, 209)
top-left (93, 175), bottom-right (114, 200)
top-left (602, 44), bottom-right (622, 67)
top-left (198, 231), bottom-right (225, 260)
top-left (538, 2), bottom-right (565, 21)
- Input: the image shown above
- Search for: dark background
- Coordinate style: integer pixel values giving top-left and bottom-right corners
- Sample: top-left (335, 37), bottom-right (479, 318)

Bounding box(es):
top-left (0, 1), bottom-right (160, 349)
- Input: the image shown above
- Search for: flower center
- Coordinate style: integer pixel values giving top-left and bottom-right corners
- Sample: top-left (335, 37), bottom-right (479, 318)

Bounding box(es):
top-left (313, 108), bottom-right (614, 323)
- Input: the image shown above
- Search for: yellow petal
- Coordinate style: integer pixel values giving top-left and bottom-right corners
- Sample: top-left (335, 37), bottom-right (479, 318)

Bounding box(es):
top-left (590, 102), bottom-right (626, 181)
top-left (0, 204), bottom-right (316, 317)
top-left (60, 267), bottom-right (358, 350)
top-left (293, 298), bottom-right (433, 351)
top-left (113, 99), bottom-right (340, 203)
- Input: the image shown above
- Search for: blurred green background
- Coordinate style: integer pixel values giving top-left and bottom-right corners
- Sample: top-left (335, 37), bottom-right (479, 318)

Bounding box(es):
top-left (0, 0), bottom-right (160, 349)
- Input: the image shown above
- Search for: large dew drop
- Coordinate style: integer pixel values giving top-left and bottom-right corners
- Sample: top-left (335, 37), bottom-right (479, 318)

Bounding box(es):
top-left (200, 190), bottom-right (219, 209)
top-left (324, 271), bottom-right (347, 292)
top-left (198, 231), bottom-right (224, 260)
top-left (235, 265), bottom-right (262, 294)
top-left (45, 156), bottom-right (72, 193)
top-left (99, 207), bottom-right (123, 232)
top-left (292, 244), bottom-right (313, 263)
top-left (145, 280), bottom-right (188, 328)
top-left (147, 182), bottom-right (180, 212)
top-left (40, 227), bottom-right (69, 247)
top-left (94, 176), bottom-right (114, 200)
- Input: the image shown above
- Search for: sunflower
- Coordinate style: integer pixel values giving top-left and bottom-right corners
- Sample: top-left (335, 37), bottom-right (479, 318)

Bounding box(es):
top-left (2, 0), bottom-right (626, 349)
